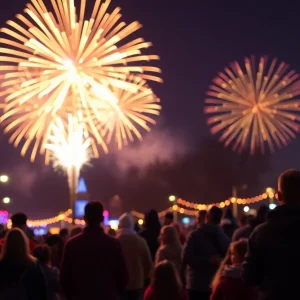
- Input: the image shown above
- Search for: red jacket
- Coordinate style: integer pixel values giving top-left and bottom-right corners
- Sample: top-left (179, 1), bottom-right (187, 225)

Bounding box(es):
top-left (60, 226), bottom-right (128, 300)
top-left (144, 286), bottom-right (188, 300)
top-left (210, 277), bottom-right (256, 300)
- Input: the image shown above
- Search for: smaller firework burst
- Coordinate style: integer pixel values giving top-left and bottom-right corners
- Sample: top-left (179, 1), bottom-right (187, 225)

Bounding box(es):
top-left (204, 56), bottom-right (300, 154)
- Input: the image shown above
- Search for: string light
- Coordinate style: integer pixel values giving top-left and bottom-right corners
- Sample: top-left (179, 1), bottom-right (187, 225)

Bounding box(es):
top-left (9, 190), bottom-right (276, 228)
top-left (177, 191), bottom-right (276, 210)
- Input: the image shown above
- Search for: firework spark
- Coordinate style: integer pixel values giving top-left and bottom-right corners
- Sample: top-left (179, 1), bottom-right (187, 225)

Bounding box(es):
top-left (0, 0), bottom-right (162, 160)
top-left (45, 113), bottom-right (95, 191)
top-left (204, 56), bottom-right (300, 154)
top-left (94, 76), bottom-right (161, 150)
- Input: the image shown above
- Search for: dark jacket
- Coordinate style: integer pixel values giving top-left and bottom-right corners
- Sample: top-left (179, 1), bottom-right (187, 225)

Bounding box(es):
top-left (243, 204), bottom-right (300, 300)
top-left (139, 210), bottom-right (161, 261)
top-left (232, 218), bottom-right (265, 241)
top-left (183, 224), bottom-right (229, 292)
top-left (0, 259), bottom-right (47, 299)
top-left (41, 264), bottom-right (60, 300)
top-left (210, 266), bottom-right (256, 300)
top-left (60, 226), bottom-right (128, 300)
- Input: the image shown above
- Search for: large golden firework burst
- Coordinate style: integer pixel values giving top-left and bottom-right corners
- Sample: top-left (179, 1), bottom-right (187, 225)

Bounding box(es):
top-left (0, 0), bottom-right (162, 161)
top-left (204, 56), bottom-right (300, 154)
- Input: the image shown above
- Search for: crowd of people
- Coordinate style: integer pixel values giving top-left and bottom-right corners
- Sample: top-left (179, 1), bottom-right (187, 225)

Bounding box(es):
top-left (0, 169), bottom-right (299, 300)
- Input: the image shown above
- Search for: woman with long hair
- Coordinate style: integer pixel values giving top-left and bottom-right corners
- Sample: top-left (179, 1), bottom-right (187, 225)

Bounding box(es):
top-left (144, 260), bottom-right (187, 300)
top-left (0, 228), bottom-right (47, 299)
top-left (210, 239), bottom-right (256, 300)
top-left (155, 226), bottom-right (182, 272)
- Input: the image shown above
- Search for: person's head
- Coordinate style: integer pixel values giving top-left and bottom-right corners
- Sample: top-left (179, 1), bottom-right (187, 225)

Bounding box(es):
top-left (211, 239), bottom-right (248, 290)
top-left (230, 239), bottom-right (248, 265)
top-left (159, 225), bottom-right (180, 246)
top-left (255, 205), bottom-right (269, 223)
top-left (163, 212), bottom-right (174, 226)
top-left (278, 170), bottom-right (300, 204)
top-left (223, 207), bottom-right (236, 224)
top-left (33, 244), bottom-right (51, 265)
top-left (0, 228), bottom-right (34, 264)
top-left (207, 206), bottom-right (223, 225)
top-left (118, 213), bottom-right (134, 231)
top-left (11, 213), bottom-right (27, 231)
top-left (45, 234), bottom-right (63, 250)
top-left (70, 227), bottom-right (82, 238)
top-left (239, 214), bottom-right (248, 227)
top-left (144, 210), bottom-right (161, 234)
top-left (197, 210), bottom-right (207, 225)
top-left (84, 201), bottom-right (104, 226)
top-left (59, 228), bottom-right (69, 243)
top-left (151, 260), bottom-right (182, 300)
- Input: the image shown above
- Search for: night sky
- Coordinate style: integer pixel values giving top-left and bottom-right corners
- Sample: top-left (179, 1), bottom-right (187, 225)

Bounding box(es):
top-left (0, 0), bottom-right (300, 218)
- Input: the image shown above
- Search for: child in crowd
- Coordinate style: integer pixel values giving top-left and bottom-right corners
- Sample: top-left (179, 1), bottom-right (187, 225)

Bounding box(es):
top-left (33, 244), bottom-right (60, 300)
top-left (210, 239), bottom-right (256, 300)
top-left (144, 260), bottom-right (187, 300)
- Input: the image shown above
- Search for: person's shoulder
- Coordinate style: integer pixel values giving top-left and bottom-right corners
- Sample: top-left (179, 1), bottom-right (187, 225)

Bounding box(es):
top-left (123, 233), bottom-right (146, 246)
top-left (134, 233), bottom-right (148, 244)
top-left (47, 266), bottom-right (59, 279)
top-left (64, 232), bottom-right (84, 248)
top-left (251, 221), bottom-right (268, 236)
top-left (187, 228), bottom-right (201, 238)
top-left (103, 232), bottom-right (122, 247)
top-left (25, 261), bottom-right (44, 276)
top-left (235, 226), bottom-right (249, 234)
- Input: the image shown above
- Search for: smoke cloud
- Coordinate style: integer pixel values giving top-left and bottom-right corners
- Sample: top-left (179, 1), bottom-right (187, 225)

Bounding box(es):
top-left (114, 129), bottom-right (187, 172)
top-left (11, 164), bottom-right (40, 198)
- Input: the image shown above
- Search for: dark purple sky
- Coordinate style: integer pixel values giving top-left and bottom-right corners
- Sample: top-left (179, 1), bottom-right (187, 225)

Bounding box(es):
top-left (0, 0), bottom-right (300, 218)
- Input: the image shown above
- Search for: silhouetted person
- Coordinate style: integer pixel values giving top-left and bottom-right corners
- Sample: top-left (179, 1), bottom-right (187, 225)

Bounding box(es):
top-left (163, 212), bottom-right (174, 226)
top-left (33, 244), bottom-right (60, 300)
top-left (59, 228), bottom-right (69, 244)
top-left (243, 170), bottom-right (300, 300)
top-left (232, 205), bottom-right (269, 242)
top-left (0, 228), bottom-right (47, 299)
top-left (70, 227), bottom-right (82, 238)
top-left (140, 210), bottom-right (161, 261)
top-left (46, 234), bottom-right (63, 268)
top-left (117, 213), bottom-right (152, 300)
top-left (221, 208), bottom-right (238, 239)
top-left (197, 210), bottom-right (207, 228)
top-left (0, 212), bottom-right (36, 253)
top-left (60, 201), bottom-right (128, 300)
top-left (238, 214), bottom-right (248, 228)
top-left (183, 206), bottom-right (229, 300)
